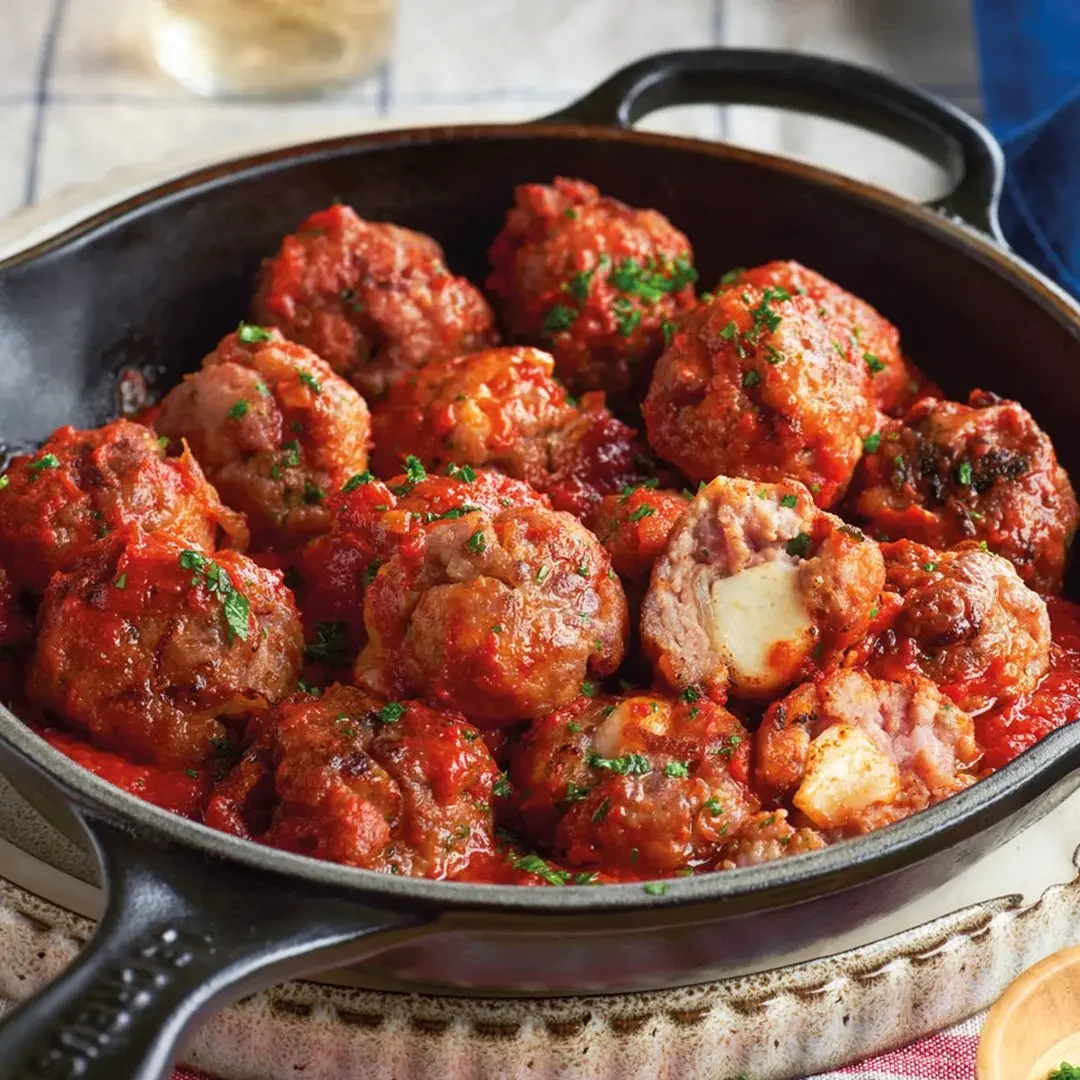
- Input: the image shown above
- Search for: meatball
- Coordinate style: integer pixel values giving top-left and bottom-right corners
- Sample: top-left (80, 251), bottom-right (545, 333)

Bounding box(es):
top-left (205, 684), bottom-right (497, 878)
top-left (849, 390), bottom-right (1078, 592)
top-left (0, 420), bottom-right (247, 595)
top-left (591, 481), bottom-right (690, 582)
top-left (716, 809), bottom-right (826, 869)
top-left (866, 540), bottom-right (1050, 713)
top-left (252, 203), bottom-right (497, 397)
top-left (300, 464), bottom-right (549, 657)
top-left (157, 327), bottom-right (370, 550)
top-left (643, 284), bottom-right (876, 507)
top-left (641, 476), bottom-right (885, 701)
top-left (509, 692), bottom-right (756, 875)
top-left (487, 177), bottom-right (698, 402)
top-left (27, 531), bottom-right (303, 769)
top-left (370, 345), bottom-right (644, 520)
top-left (754, 669), bottom-right (979, 833)
top-left (357, 504), bottom-right (628, 725)
top-left (717, 260), bottom-right (927, 415)
top-left (0, 565), bottom-right (32, 703)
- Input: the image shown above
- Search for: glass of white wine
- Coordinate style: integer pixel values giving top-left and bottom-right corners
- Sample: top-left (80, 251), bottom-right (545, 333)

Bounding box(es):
top-left (148, 0), bottom-right (397, 99)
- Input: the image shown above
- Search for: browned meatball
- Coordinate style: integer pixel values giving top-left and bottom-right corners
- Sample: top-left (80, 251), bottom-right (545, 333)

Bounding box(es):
top-left (369, 345), bottom-right (645, 519)
top-left (252, 203), bottom-right (497, 397)
top-left (849, 390), bottom-right (1079, 592)
top-left (0, 420), bottom-right (247, 595)
top-left (715, 809), bottom-right (826, 869)
top-left (717, 260), bottom-right (929, 415)
top-left (509, 692), bottom-right (756, 875)
top-left (590, 482), bottom-right (690, 582)
top-left (205, 684), bottom-right (497, 878)
top-left (643, 284), bottom-right (877, 508)
top-left (754, 669), bottom-right (978, 833)
top-left (157, 326), bottom-right (371, 550)
top-left (487, 177), bottom-right (698, 403)
top-left (358, 503), bottom-right (628, 725)
top-left (866, 540), bottom-right (1050, 712)
top-left (641, 477), bottom-right (884, 701)
top-left (27, 531), bottom-right (303, 768)
top-left (300, 465), bottom-right (550, 659)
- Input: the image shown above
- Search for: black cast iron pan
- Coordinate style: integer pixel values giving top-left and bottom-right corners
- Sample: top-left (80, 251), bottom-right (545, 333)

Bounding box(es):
top-left (1, 48), bottom-right (1080, 1080)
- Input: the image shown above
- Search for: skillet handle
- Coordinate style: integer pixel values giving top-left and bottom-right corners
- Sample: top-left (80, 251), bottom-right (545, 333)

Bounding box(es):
top-left (0, 816), bottom-right (427, 1080)
top-left (543, 49), bottom-right (1006, 244)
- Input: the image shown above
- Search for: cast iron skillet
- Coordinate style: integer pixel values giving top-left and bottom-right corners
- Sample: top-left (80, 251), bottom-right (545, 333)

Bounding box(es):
top-left (1, 48), bottom-right (1080, 1080)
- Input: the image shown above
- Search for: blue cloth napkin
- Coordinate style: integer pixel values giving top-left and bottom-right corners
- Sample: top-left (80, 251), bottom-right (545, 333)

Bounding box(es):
top-left (973, 0), bottom-right (1080, 295)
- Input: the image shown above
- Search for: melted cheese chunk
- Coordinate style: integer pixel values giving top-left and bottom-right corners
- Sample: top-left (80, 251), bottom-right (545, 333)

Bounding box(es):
top-left (702, 559), bottom-right (815, 697)
top-left (793, 723), bottom-right (900, 829)
top-left (592, 696), bottom-right (671, 759)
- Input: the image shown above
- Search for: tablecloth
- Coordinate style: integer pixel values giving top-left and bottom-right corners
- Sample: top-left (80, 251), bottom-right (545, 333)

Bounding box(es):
top-left (0, 0), bottom-right (991, 1077)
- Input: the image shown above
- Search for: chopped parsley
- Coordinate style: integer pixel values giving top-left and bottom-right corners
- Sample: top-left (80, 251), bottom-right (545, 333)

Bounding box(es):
top-left (543, 304), bottom-right (578, 335)
top-left (446, 462), bottom-right (477, 483)
top-left (785, 532), bottom-right (812, 558)
top-left (628, 504), bottom-right (656, 522)
top-left (1048, 1064), bottom-right (1080, 1080)
top-left (643, 882), bottom-right (667, 896)
top-left (714, 733), bottom-right (742, 759)
top-left (403, 455), bottom-right (427, 485)
top-left (719, 267), bottom-right (745, 285)
top-left (665, 761), bottom-right (690, 778)
top-left (113, 573), bottom-right (127, 590)
top-left (956, 459), bottom-right (973, 486)
top-left (378, 701), bottom-right (405, 724)
top-left (678, 685), bottom-right (701, 704)
top-left (510, 853), bottom-right (573, 886)
top-left (296, 678), bottom-right (321, 696)
top-left (742, 369), bottom-right (761, 389)
top-left (303, 480), bottom-right (326, 504)
top-left (362, 559), bottom-right (382, 585)
top-left (567, 721), bottom-right (583, 733)
top-left (922, 561), bottom-right (938, 572)
top-left (465, 529), bottom-right (486, 554)
top-left (535, 564), bottom-right (550, 584)
top-left (863, 432), bottom-right (881, 454)
top-left (719, 320), bottom-right (739, 341)
top-left (704, 797), bottom-right (724, 815)
top-left (493, 772), bottom-right (512, 798)
top-left (619, 477), bottom-right (659, 501)
top-left (613, 297), bottom-right (642, 337)
top-left (563, 207), bottom-right (578, 220)
top-left (568, 267), bottom-right (596, 304)
top-left (608, 254), bottom-right (697, 304)
top-left (575, 561), bottom-right (590, 577)
top-left (780, 493), bottom-right (798, 509)
top-left (254, 381), bottom-right (270, 396)
top-left (342, 471), bottom-right (375, 492)
top-left (236, 322), bottom-right (273, 344)
top-left (563, 782), bottom-right (592, 804)
top-left (591, 798), bottom-right (612, 823)
top-left (178, 550), bottom-right (250, 644)
top-left (184, 769), bottom-right (200, 779)
top-left (0, 475), bottom-right (10, 491)
top-left (29, 453), bottom-right (60, 475)
top-left (863, 352), bottom-right (886, 374)
top-left (580, 680), bottom-right (598, 698)
top-left (298, 371), bottom-right (322, 394)
top-left (661, 317), bottom-right (676, 346)
top-left (305, 621), bottom-right (350, 665)
top-left (228, 399), bottom-right (249, 420)
top-left (587, 752), bottom-right (650, 775)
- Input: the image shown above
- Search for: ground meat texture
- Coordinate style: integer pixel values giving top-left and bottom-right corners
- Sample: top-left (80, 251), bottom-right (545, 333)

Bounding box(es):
top-left (643, 284), bottom-right (876, 508)
top-left (754, 669), bottom-right (979, 833)
top-left (641, 476), bottom-right (884, 701)
top-left (509, 692), bottom-right (756, 875)
top-left (487, 177), bottom-right (698, 403)
top-left (718, 260), bottom-right (923, 415)
top-left (156, 328), bottom-right (371, 550)
top-left (591, 483), bottom-right (690, 582)
top-left (0, 420), bottom-right (247, 595)
top-left (252, 204), bottom-right (497, 398)
top-left (300, 466), bottom-right (549, 657)
top-left (205, 684), bottom-right (496, 878)
top-left (370, 345), bottom-right (644, 520)
top-left (357, 504), bottom-right (628, 725)
top-left (849, 390), bottom-right (1078, 592)
top-left (867, 540), bottom-right (1050, 713)
top-left (716, 809), bottom-right (827, 869)
top-left (27, 531), bottom-right (303, 769)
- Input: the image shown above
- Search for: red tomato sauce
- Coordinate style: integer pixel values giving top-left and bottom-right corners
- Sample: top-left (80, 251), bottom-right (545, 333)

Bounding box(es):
top-left (975, 596), bottom-right (1080, 770)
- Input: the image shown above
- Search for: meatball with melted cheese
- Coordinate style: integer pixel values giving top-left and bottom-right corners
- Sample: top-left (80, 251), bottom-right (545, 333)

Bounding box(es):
top-left (205, 684), bottom-right (497, 878)
top-left (156, 327), bottom-right (371, 550)
top-left (300, 465), bottom-right (549, 658)
top-left (252, 203), bottom-right (497, 397)
top-left (718, 260), bottom-right (932, 415)
top-left (866, 540), bottom-right (1050, 713)
top-left (509, 692), bottom-right (756, 875)
top-left (644, 284), bottom-right (876, 508)
top-left (641, 476), bottom-right (885, 701)
top-left (754, 669), bottom-right (979, 833)
top-left (849, 390), bottom-right (1078, 592)
top-left (357, 503), bottom-right (628, 725)
top-left (487, 177), bottom-right (698, 403)
top-left (0, 420), bottom-right (246, 595)
top-left (27, 531), bottom-right (303, 769)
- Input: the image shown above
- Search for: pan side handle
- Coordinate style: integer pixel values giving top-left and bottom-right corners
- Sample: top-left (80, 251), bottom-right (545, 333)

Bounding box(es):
top-left (541, 49), bottom-right (1005, 244)
top-left (0, 817), bottom-right (427, 1080)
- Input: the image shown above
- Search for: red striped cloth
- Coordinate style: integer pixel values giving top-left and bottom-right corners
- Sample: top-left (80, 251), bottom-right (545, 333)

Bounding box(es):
top-left (171, 1013), bottom-right (982, 1080)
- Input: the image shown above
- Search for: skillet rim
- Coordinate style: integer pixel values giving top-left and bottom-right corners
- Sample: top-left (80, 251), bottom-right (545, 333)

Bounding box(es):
top-left (2, 119), bottom-right (1080, 918)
